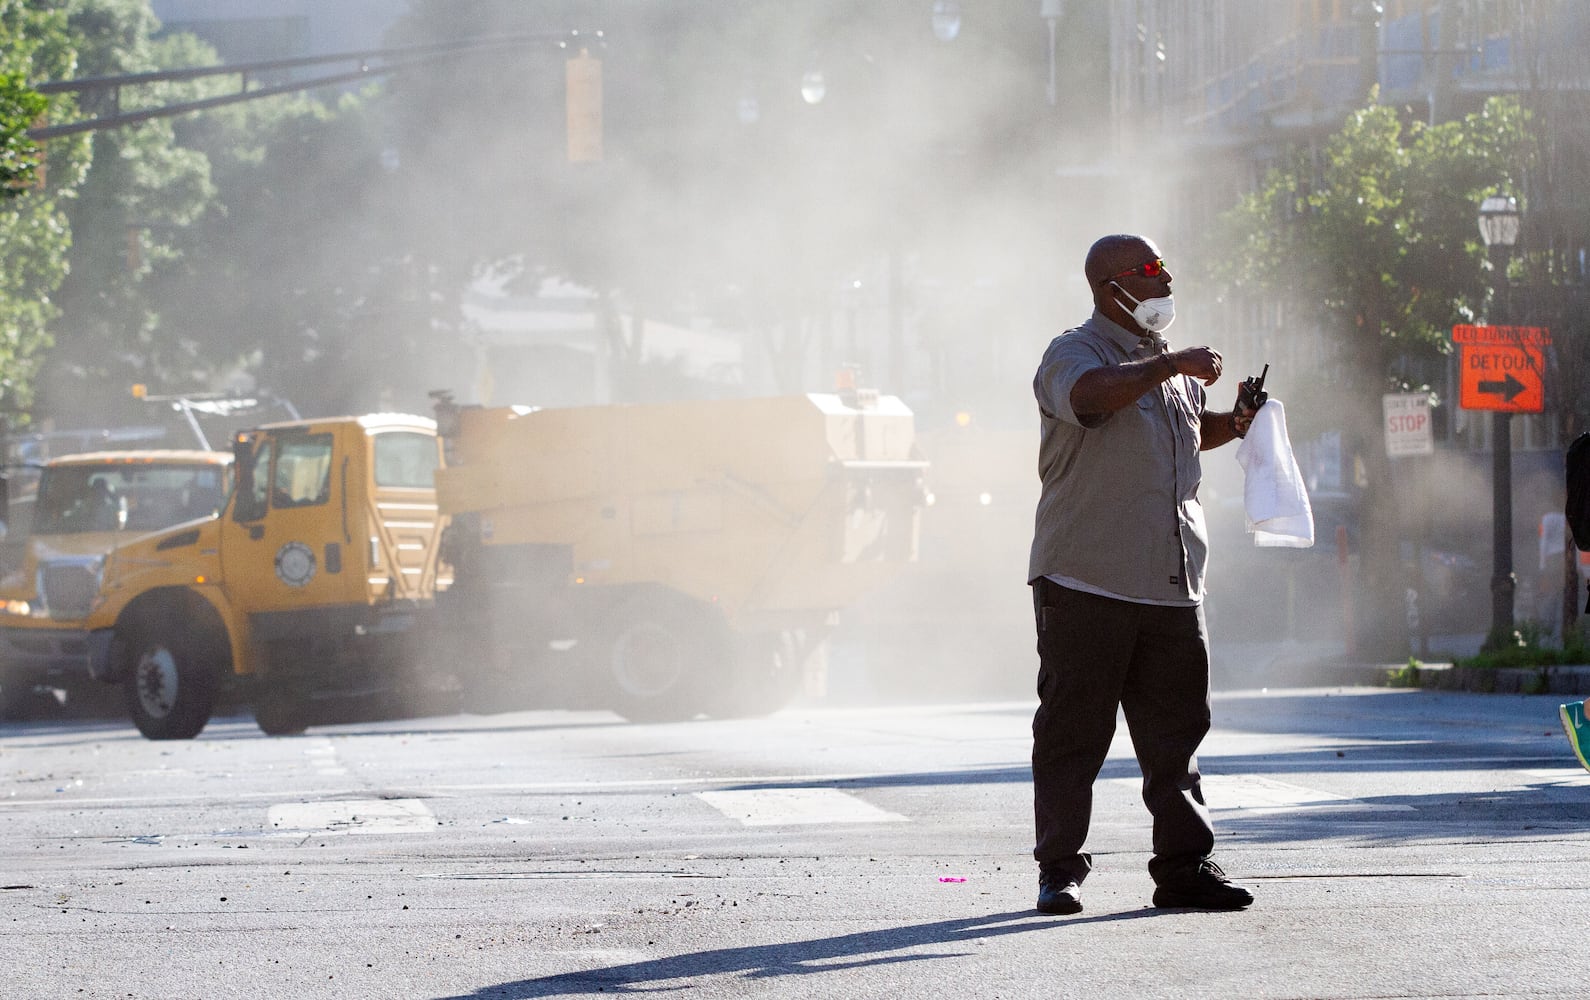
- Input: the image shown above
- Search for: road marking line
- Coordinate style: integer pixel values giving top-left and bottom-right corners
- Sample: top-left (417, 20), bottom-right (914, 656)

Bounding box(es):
top-left (303, 741), bottom-right (347, 776)
top-left (696, 788), bottom-right (907, 826)
top-left (267, 798), bottom-right (435, 835)
top-left (1106, 774), bottom-right (1414, 813)
top-left (417, 871), bottom-right (719, 880)
top-left (1524, 768), bottom-right (1590, 785)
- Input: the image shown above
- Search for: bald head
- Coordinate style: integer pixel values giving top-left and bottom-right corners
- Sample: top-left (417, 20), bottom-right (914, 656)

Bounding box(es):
top-left (1084, 234), bottom-right (1155, 289)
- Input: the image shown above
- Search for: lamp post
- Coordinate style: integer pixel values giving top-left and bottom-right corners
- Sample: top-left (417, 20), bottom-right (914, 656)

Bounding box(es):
top-left (1042, 0), bottom-right (1064, 106)
top-left (1478, 193), bottom-right (1521, 645)
top-left (931, 1), bottom-right (962, 42)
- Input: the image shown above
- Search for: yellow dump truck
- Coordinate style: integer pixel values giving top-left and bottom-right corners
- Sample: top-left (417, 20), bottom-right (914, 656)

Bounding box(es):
top-left (0, 450), bottom-right (233, 719)
top-left (57, 391), bottom-right (923, 738)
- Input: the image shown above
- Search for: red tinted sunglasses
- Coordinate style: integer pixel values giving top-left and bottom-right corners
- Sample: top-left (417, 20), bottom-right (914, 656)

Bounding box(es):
top-left (1104, 258), bottom-right (1167, 282)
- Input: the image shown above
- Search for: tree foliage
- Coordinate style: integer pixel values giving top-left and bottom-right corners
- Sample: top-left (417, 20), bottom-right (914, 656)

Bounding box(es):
top-left (0, 72), bottom-right (47, 195)
top-left (1219, 96), bottom-right (1530, 399)
top-left (0, 0), bottom-right (91, 416)
top-left (0, 0), bottom-right (54, 196)
top-left (153, 88), bottom-right (462, 416)
top-left (39, 0), bottom-right (222, 423)
top-left (1214, 95), bottom-right (1533, 657)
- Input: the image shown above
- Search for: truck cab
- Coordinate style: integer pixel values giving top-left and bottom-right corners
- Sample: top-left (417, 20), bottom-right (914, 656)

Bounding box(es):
top-left (0, 451), bottom-right (232, 718)
top-left (80, 413), bottom-right (443, 739)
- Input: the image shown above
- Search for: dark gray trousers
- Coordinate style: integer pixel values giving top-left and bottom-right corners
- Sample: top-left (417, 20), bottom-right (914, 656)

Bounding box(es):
top-left (1030, 577), bottom-right (1215, 885)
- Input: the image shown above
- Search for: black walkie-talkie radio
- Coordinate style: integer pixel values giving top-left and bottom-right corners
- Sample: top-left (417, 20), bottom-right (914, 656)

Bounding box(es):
top-left (1237, 363), bottom-right (1269, 413)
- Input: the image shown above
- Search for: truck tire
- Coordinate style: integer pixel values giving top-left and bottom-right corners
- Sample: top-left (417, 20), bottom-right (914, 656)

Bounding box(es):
top-left (253, 691), bottom-right (309, 736)
top-left (603, 598), bottom-right (727, 723)
top-left (122, 629), bottom-right (218, 740)
top-left (252, 639), bottom-right (311, 736)
top-left (708, 630), bottom-right (807, 719)
top-left (0, 673), bottom-right (32, 721)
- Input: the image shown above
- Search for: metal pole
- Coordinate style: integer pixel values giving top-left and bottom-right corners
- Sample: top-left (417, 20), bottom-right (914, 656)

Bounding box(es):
top-left (1564, 529), bottom-right (1578, 644)
top-left (1417, 456), bottom-right (1431, 657)
top-left (1042, 0), bottom-right (1063, 106)
top-left (1491, 411), bottom-right (1515, 639)
top-left (888, 243), bottom-right (904, 391)
top-left (1046, 17), bottom-right (1058, 106)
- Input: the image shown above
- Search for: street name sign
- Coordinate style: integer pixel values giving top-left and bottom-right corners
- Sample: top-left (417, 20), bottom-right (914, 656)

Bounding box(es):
top-left (1383, 392), bottom-right (1433, 456)
top-left (1452, 324), bottom-right (1549, 413)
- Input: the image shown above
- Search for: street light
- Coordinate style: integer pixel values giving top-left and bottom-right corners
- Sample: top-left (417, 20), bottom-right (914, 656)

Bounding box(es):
top-left (931, 1), bottom-right (962, 42)
top-left (1478, 194), bottom-right (1521, 248)
top-left (1042, 0), bottom-right (1064, 106)
top-left (800, 68), bottom-right (827, 105)
top-left (1478, 192), bottom-right (1520, 645)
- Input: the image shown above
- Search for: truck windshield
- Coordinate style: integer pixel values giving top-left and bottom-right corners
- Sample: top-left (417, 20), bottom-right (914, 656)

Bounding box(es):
top-left (33, 463), bottom-right (229, 535)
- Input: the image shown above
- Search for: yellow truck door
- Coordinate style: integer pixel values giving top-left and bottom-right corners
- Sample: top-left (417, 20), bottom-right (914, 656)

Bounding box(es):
top-left (219, 425), bottom-right (367, 613)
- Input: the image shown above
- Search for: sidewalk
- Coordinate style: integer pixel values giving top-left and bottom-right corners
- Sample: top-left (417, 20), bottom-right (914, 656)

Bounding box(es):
top-left (1387, 660), bottom-right (1590, 695)
top-left (1211, 638), bottom-right (1398, 690)
top-left (1213, 634), bottom-right (1590, 695)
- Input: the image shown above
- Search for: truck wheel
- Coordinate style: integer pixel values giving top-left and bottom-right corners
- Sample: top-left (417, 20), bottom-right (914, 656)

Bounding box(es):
top-left (122, 630), bottom-right (217, 740)
top-left (709, 631), bottom-right (806, 719)
top-left (0, 675), bottom-right (32, 721)
top-left (604, 602), bottom-right (725, 723)
top-left (253, 691), bottom-right (309, 736)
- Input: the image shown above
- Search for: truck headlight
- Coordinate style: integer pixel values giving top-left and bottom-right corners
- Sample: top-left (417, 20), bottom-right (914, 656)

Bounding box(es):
top-left (1, 598), bottom-right (31, 617)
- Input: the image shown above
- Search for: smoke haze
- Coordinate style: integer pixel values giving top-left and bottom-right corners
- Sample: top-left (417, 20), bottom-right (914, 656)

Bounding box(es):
top-left (37, 1), bottom-right (1571, 722)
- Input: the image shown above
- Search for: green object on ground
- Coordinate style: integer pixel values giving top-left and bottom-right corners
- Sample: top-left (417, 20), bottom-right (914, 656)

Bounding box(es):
top-left (1560, 701), bottom-right (1590, 774)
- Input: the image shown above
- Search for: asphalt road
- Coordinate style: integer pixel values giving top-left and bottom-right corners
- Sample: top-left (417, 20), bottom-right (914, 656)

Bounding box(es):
top-left (3, 687), bottom-right (1588, 999)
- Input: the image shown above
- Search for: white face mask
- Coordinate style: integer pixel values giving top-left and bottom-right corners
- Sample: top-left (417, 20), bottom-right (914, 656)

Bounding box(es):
top-left (1111, 281), bottom-right (1176, 334)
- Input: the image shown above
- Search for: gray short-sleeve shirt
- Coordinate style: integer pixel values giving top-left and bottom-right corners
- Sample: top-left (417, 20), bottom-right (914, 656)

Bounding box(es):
top-left (1027, 309), bottom-right (1208, 606)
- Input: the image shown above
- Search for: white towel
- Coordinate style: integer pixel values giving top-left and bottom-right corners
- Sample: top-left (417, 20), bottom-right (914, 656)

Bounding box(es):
top-left (1234, 399), bottom-right (1314, 548)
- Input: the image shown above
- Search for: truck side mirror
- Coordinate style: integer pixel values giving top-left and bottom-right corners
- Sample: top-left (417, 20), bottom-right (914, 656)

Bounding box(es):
top-left (231, 434), bottom-right (265, 522)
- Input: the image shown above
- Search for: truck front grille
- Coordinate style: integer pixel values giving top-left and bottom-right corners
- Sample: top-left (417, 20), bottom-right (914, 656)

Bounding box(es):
top-left (41, 562), bottom-right (100, 620)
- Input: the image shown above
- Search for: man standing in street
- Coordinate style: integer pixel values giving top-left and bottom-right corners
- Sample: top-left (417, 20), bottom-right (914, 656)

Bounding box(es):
top-left (1028, 234), bottom-right (1258, 915)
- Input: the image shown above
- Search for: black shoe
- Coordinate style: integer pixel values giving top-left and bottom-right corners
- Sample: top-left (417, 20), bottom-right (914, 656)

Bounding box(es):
top-left (1036, 873), bottom-right (1083, 915)
top-left (1152, 860), bottom-right (1253, 910)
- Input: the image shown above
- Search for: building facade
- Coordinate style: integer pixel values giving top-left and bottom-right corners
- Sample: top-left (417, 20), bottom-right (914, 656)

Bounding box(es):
top-left (149, 0), bottom-right (408, 63)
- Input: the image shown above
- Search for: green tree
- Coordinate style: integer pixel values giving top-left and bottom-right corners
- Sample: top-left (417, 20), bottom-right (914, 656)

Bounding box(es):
top-left (0, 0), bottom-right (91, 416)
top-left (155, 90), bottom-right (459, 416)
top-left (39, 0), bottom-right (220, 424)
top-left (15, 1), bottom-right (471, 423)
top-left (1215, 95), bottom-right (1532, 658)
top-left (0, 71), bottom-right (46, 195)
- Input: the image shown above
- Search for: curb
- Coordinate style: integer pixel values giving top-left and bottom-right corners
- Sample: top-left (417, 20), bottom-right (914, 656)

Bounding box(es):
top-left (1391, 662), bottom-right (1590, 696)
top-left (1224, 658), bottom-right (1590, 696)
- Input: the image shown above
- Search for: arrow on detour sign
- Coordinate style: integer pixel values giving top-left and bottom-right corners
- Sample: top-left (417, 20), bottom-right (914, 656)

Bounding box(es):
top-left (1452, 324), bottom-right (1550, 413)
top-left (1477, 373), bottom-right (1527, 403)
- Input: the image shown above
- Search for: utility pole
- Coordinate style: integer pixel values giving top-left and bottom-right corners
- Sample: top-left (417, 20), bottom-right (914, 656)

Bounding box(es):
top-left (1477, 194), bottom-right (1522, 647)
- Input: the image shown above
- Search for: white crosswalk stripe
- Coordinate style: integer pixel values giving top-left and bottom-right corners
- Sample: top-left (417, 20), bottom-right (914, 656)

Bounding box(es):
top-left (1107, 774), bottom-right (1414, 814)
top-left (267, 798), bottom-right (436, 835)
top-left (1524, 768), bottom-right (1590, 786)
top-left (696, 788), bottom-right (908, 826)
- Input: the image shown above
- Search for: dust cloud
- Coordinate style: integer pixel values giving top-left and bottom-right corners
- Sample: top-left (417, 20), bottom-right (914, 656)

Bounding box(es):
top-left (371, 0), bottom-right (1109, 713)
top-left (332, 2), bottom-right (1517, 710)
top-left (34, 1), bottom-right (1525, 724)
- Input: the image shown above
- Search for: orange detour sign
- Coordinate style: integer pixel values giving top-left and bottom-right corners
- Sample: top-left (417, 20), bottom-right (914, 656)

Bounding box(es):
top-left (1452, 324), bottom-right (1550, 413)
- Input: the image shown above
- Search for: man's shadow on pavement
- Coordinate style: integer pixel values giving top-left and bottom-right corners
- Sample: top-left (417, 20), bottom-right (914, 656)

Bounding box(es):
top-left (439, 907), bottom-right (1160, 998)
